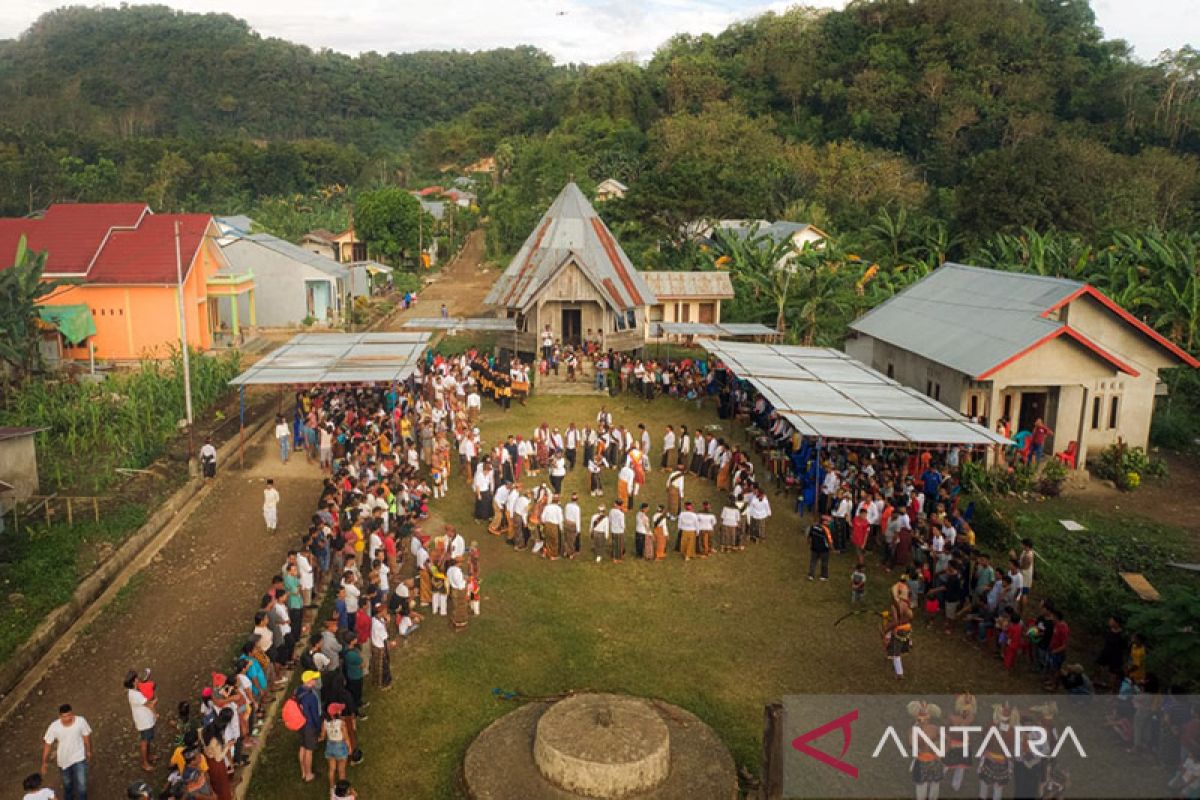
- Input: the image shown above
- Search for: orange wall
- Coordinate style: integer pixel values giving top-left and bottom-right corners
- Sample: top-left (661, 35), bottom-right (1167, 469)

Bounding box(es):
top-left (41, 231), bottom-right (221, 361)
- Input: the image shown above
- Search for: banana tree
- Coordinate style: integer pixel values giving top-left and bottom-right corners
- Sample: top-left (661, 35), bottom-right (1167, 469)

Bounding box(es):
top-left (1156, 273), bottom-right (1200, 353)
top-left (710, 225), bottom-right (802, 334)
top-left (0, 235), bottom-right (69, 383)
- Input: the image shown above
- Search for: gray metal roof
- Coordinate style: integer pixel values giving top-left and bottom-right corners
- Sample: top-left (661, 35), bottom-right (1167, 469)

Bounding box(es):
top-left (703, 340), bottom-right (1009, 446)
top-left (221, 233), bottom-right (350, 279)
top-left (655, 322), bottom-right (777, 338)
top-left (418, 199), bottom-right (447, 221)
top-left (641, 270), bottom-right (733, 299)
top-left (230, 332), bottom-right (431, 386)
top-left (403, 317), bottom-right (517, 331)
top-left (215, 215), bottom-right (254, 236)
top-left (485, 182), bottom-right (657, 312)
top-left (849, 262), bottom-right (1083, 378)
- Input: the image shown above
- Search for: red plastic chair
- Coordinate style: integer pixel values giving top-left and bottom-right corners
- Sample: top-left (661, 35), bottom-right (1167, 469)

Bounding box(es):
top-left (1055, 441), bottom-right (1078, 469)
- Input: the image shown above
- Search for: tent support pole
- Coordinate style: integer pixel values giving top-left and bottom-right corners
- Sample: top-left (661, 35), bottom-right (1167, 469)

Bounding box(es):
top-left (239, 385), bottom-right (246, 469)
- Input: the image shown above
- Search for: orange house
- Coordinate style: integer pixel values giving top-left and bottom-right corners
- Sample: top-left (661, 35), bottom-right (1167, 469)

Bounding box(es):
top-left (0, 204), bottom-right (255, 361)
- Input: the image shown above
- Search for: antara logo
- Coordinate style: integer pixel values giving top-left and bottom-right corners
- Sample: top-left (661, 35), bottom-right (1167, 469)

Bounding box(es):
top-left (791, 710), bottom-right (860, 778)
top-left (870, 725), bottom-right (1088, 760)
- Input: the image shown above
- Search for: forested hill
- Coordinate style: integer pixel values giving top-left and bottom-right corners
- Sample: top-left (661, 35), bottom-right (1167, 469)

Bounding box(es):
top-left (1, 0), bottom-right (1198, 248)
top-left (0, 5), bottom-right (564, 147)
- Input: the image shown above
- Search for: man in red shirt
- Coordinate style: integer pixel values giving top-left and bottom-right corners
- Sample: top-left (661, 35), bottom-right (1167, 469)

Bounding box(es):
top-left (1031, 418), bottom-right (1054, 463)
top-left (1044, 608), bottom-right (1070, 688)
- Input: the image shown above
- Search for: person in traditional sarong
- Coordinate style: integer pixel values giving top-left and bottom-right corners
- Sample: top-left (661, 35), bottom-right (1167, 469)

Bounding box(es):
top-left (627, 447), bottom-right (645, 494)
top-left (616, 463), bottom-right (634, 508)
top-left (661, 426), bottom-right (676, 471)
top-left (429, 562), bottom-right (448, 616)
top-left (945, 694), bottom-right (976, 792)
top-left (719, 498), bottom-right (740, 553)
top-left (908, 701), bottom-right (945, 800)
top-left (978, 705), bottom-right (1018, 800)
top-left (489, 481), bottom-right (511, 536)
top-left (511, 488), bottom-right (531, 550)
top-left (590, 505), bottom-right (609, 563)
top-left (715, 446), bottom-right (733, 492)
top-left (666, 466), bottom-right (685, 519)
top-left (589, 452), bottom-right (609, 497)
top-left (416, 541), bottom-right (432, 607)
top-left (472, 462), bottom-right (494, 522)
top-left (541, 495), bottom-right (563, 561)
top-left (652, 505), bottom-right (669, 560)
top-left (635, 503), bottom-right (652, 560)
top-left (447, 558), bottom-right (469, 631)
top-left (697, 501), bottom-right (716, 558)
top-left (882, 598), bottom-right (913, 680)
top-left (527, 486), bottom-right (547, 551)
top-left (609, 501), bottom-right (626, 562)
top-left (678, 502), bottom-right (699, 561)
top-left (690, 431), bottom-right (705, 475)
top-left (563, 494), bottom-right (580, 559)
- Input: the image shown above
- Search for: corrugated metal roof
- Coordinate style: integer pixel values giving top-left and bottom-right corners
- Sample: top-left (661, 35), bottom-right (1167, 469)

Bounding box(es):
top-left (0, 426), bottom-right (46, 441)
top-left (230, 332), bottom-right (430, 386)
top-left (485, 183), bottom-right (657, 312)
top-left (403, 317), bottom-right (518, 331)
top-left (702, 340), bottom-right (1008, 446)
top-left (849, 262), bottom-right (1082, 377)
top-left (641, 271), bottom-right (733, 299)
top-left (221, 233), bottom-right (349, 279)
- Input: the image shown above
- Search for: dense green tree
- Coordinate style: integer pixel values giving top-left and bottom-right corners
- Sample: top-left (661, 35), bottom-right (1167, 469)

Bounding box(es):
top-left (354, 188), bottom-right (422, 265)
top-left (0, 237), bottom-right (69, 382)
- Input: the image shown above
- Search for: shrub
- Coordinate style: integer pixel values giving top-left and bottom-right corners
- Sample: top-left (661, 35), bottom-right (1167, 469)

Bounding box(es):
top-left (1123, 588), bottom-right (1200, 689)
top-left (1091, 441), bottom-right (1162, 490)
top-left (391, 271), bottom-right (425, 294)
top-left (1036, 457), bottom-right (1068, 496)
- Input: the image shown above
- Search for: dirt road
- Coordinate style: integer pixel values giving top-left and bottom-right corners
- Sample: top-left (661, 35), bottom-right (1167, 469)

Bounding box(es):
top-left (0, 435), bottom-right (324, 797)
top-left (390, 229), bottom-right (495, 322)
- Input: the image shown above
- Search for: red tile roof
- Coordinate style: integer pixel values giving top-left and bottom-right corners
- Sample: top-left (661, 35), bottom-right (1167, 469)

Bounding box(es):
top-left (0, 204), bottom-right (213, 284)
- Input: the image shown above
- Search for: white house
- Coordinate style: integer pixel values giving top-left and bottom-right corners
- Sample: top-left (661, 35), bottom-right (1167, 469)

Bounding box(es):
top-left (218, 231), bottom-right (349, 328)
top-left (595, 178), bottom-right (629, 202)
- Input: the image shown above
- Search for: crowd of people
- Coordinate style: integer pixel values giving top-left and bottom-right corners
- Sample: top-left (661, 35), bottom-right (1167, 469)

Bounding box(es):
top-left (28, 340), bottom-right (1197, 800)
top-left (465, 406), bottom-right (775, 564)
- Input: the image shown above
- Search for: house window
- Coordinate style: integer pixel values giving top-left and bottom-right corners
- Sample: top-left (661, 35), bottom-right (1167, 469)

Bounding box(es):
top-left (649, 305), bottom-right (664, 322)
top-left (886, 363), bottom-right (895, 379)
top-left (1003, 394), bottom-right (1013, 420)
top-left (1109, 396), bottom-right (1120, 429)
top-left (968, 395), bottom-right (979, 418)
top-left (678, 303), bottom-right (690, 323)
top-left (1091, 396), bottom-right (1102, 430)
top-left (626, 310), bottom-right (637, 329)
top-left (934, 383), bottom-right (941, 401)
top-left (926, 380), bottom-right (933, 396)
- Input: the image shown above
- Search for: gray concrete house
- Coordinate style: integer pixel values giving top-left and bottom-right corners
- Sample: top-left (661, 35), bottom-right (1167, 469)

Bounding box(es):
top-left (845, 263), bottom-right (1199, 466)
top-left (219, 233), bottom-right (348, 328)
top-left (485, 182), bottom-right (656, 352)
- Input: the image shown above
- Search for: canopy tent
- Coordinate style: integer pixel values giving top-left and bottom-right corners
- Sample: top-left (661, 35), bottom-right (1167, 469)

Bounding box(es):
top-left (230, 332), bottom-right (431, 386)
top-left (37, 304), bottom-right (96, 345)
top-left (702, 340), bottom-right (1010, 447)
top-left (655, 321), bottom-right (778, 338)
top-left (402, 317), bottom-right (518, 331)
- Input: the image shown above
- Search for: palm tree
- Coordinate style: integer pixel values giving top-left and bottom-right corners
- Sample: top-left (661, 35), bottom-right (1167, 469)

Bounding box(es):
top-left (0, 236), bottom-right (68, 383)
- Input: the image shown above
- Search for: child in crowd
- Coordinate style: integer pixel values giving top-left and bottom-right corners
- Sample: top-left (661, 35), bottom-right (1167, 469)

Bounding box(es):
top-left (850, 562), bottom-right (866, 604)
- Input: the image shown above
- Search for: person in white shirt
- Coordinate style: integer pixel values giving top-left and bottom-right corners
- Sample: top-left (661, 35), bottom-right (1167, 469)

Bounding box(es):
top-left (41, 704), bottom-right (92, 796)
top-left (746, 488), bottom-right (772, 542)
top-left (665, 465), bottom-right (686, 518)
top-left (447, 559), bottom-right (470, 629)
top-left (831, 491), bottom-right (853, 553)
top-left (274, 415), bottom-right (290, 464)
top-left (564, 424), bottom-right (579, 470)
top-left (541, 497), bottom-right (563, 560)
top-left (720, 500), bottom-right (741, 552)
top-left (512, 491), bottom-right (531, 549)
top-left (199, 435), bottom-right (218, 479)
top-left (448, 528), bottom-right (466, 561)
top-left (369, 606), bottom-right (394, 689)
top-left (696, 501), bottom-right (717, 558)
top-left (459, 435), bottom-right (477, 481)
top-left (616, 464), bottom-right (635, 508)
top-left (342, 573), bottom-right (361, 615)
top-left (589, 505), bottom-right (610, 562)
top-left (124, 670), bottom-right (157, 771)
top-left (262, 479), bottom-right (280, 533)
top-left (297, 549), bottom-right (314, 606)
top-left (608, 501), bottom-right (627, 561)
top-left (677, 502), bottom-right (700, 560)
top-left (472, 462), bottom-right (494, 522)
top-left (661, 426), bottom-right (677, 471)
top-left (490, 481), bottom-right (512, 536)
top-left (563, 494), bottom-right (582, 558)
top-left (821, 470), bottom-right (840, 515)
top-left (549, 454), bottom-right (567, 495)
top-left (635, 503), bottom-right (652, 560)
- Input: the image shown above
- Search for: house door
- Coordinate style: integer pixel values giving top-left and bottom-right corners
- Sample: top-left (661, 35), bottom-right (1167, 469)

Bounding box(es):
top-left (1018, 391), bottom-right (1047, 433)
top-left (306, 280), bottom-right (332, 321)
top-left (561, 308), bottom-right (582, 345)
top-left (698, 302), bottom-right (715, 323)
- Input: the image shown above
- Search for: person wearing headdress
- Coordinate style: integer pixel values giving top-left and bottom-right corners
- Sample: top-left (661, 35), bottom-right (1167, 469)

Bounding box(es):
top-left (946, 694), bottom-right (977, 792)
top-left (907, 700), bottom-right (944, 800)
top-left (978, 704), bottom-right (1018, 800)
top-left (882, 596), bottom-right (913, 680)
top-left (589, 504), bottom-right (610, 563)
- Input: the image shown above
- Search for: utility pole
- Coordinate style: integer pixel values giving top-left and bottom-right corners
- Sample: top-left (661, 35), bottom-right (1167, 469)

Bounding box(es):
top-left (418, 208), bottom-right (424, 270)
top-left (174, 220), bottom-right (196, 473)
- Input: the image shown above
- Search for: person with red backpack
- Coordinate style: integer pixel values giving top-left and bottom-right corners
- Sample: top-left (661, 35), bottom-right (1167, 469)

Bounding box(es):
top-left (282, 671), bottom-right (323, 783)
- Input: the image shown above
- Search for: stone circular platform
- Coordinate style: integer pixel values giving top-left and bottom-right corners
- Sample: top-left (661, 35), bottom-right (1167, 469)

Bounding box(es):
top-left (463, 693), bottom-right (738, 800)
top-left (534, 694), bottom-right (671, 797)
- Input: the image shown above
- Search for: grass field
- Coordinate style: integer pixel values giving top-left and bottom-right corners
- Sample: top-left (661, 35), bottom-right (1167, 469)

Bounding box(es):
top-left (249, 394), bottom-right (1058, 799)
